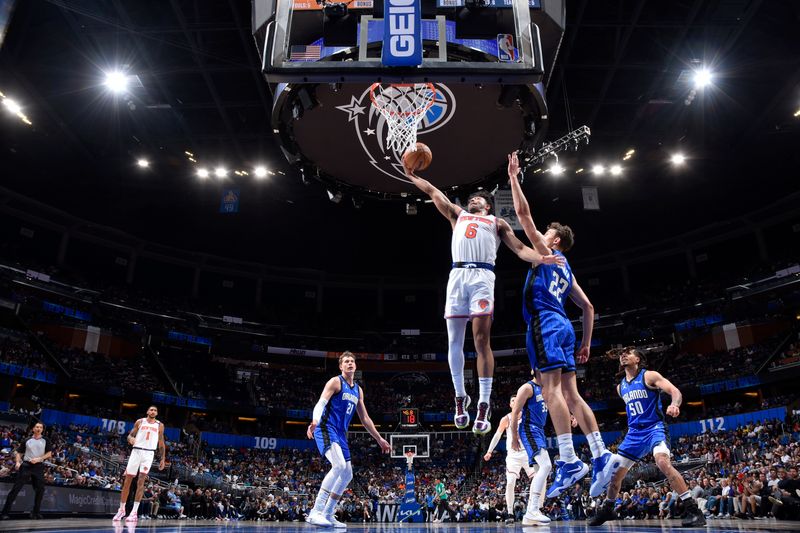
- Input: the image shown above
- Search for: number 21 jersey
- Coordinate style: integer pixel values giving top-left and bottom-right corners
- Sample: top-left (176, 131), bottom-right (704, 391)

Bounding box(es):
top-left (523, 250), bottom-right (572, 322)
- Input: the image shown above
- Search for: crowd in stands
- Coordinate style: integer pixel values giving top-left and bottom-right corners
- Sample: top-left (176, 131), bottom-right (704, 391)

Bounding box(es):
top-left (0, 329), bottom-right (52, 372)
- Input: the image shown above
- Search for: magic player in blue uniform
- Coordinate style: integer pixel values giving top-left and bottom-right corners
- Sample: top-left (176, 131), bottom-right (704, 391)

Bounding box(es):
top-left (507, 152), bottom-right (614, 498)
top-left (588, 347), bottom-right (705, 527)
top-left (508, 378), bottom-right (553, 526)
top-left (306, 352), bottom-right (391, 528)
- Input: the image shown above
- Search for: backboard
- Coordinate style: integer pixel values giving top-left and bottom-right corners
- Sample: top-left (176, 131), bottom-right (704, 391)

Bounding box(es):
top-left (252, 0), bottom-right (566, 200)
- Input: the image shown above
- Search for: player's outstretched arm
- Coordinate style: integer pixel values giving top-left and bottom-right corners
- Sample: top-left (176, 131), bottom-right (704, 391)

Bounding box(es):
top-left (507, 152), bottom-right (551, 256)
top-left (509, 383), bottom-right (534, 452)
top-left (645, 371), bottom-right (682, 418)
top-left (568, 278), bottom-right (594, 364)
top-left (307, 377), bottom-right (341, 439)
top-left (356, 390), bottom-right (391, 453)
top-left (403, 163), bottom-right (460, 226)
top-left (497, 219), bottom-right (565, 266)
top-left (484, 415), bottom-right (510, 461)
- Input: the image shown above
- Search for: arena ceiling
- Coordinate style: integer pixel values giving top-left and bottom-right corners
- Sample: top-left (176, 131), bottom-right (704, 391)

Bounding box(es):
top-left (0, 0), bottom-right (798, 276)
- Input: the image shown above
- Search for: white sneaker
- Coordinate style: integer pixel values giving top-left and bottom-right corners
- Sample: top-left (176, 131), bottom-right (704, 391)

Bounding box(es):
top-left (112, 508), bottom-right (126, 521)
top-left (328, 515), bottom-right (347, 528)
top-left (522, 510), bottom-right (551, 525)
top-left (124, 513), bottom-right (138, 524)
top-left (306, 511), bottom-right (332, 527)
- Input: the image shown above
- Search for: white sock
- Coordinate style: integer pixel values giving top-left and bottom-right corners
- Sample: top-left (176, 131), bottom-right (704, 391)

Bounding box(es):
top-left (446, 319), bottom-right (468, 397)
top-left (505, 475), bottom-right (517, 514)
top-left (478, 377), bottom-right (493, 405)
top-left (323, 495), bottom-right (340, 518)
top-left (588, 431), bottom-right (607, 459)
top-left (312, 488), bottom-right (330, 514)
top-left (557, 433), bottom-right (577, 463)
top-left (530, 450), bottom-right (551, 512)
top-left (131, 502), bottom-right (139, 514)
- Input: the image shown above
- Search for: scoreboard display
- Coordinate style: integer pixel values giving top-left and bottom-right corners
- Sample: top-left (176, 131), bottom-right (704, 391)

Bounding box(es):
top-left (400, 408), bottom-right (420, 428)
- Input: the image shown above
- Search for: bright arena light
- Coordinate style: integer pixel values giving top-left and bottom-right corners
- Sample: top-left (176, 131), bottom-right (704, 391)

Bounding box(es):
top-left (591, 165), bottom-right (605, 176)
top-left (693, 68), bottom-right (713, 89)
top-left (2, 98), bottom-right (22, 115)
top-left (214, 167), bottom-right (228, 179)
top-left (103, 71), bottom-right (129, 94)
top-left (197, 168), bottom-right (210, 179)
top-left (136, 158), bottom-right (149, 168)
top-left (609, 164), bottom-right (623, 176)
top-left (670, 153), bottom-right (687, 166)
top-left (254, 166), bottom-right (268, 179)
top-left (549, 163), bottom-right (564, 176)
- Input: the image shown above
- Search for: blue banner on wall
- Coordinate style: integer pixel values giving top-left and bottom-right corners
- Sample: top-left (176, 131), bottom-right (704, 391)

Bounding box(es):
top-left (699, 375), bottom-right (761, 396)
top-left (668, 407), bottom-right (786, 439)
top-left (0, 361), bottom-right (58, 384)
top-left (674, 314), bottom-right (723, 332)
top-left (43, 300), bottom-right (91, 321)
top-left (167, 330), bottom-right (212, 346)
top-left (201, 432), bottom-right (315, 450)
top-left (152, 392), bottom-right (208, 410)
top-left (40, 409), bottom-right (179, 442)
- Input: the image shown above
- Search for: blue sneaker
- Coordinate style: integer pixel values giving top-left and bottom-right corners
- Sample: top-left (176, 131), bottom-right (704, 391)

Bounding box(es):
top-left (590, 452), bottom-right (622, 497)
top-left (546, 459), bottom-right (589, 499)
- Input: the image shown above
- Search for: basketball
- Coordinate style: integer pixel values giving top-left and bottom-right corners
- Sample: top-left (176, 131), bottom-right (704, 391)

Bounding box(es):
top-left (403, 142), bottom-right (433, 171)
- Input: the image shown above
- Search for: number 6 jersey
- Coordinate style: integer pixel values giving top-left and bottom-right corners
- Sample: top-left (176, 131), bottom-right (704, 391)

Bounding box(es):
top-left (451, 211), bottom-right (501, 265)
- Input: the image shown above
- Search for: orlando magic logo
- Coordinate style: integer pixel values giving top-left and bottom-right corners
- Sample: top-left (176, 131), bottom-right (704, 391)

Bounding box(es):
top-left (336, 84), bottom-right (456, 183)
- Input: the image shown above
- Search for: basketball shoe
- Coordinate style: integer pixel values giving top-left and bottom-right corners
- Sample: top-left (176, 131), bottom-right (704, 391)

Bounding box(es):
top-left (472, 401), bottom-right (491, 435)
top-left (546, 459), bottom-right (589, 498)
top-left (589, 451), bottom-right (619, 497)
top-left (328, 515), bottom-right (347, 529)
top-left (522, 510), bottom-right (551, 525)
top-left (124, 513), bottom-right (138, 524)
top-left (588, 499), bottom-right (615, 526)
top-left (453, 395), bottom-right (471, 429)
top-left (306, 510), bottom-right (333, 527)
top-left (112, 508), bottom-right (126, 521)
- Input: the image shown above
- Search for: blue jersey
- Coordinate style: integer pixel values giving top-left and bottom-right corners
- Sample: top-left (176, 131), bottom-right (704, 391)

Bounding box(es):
top-left (321, 376), bottom-right (360, 436)
top-left (521, 380), bottom-right (548, 430)
top-left (522, 251), bottom-right (572, 322)
top-left (619, 369), bottom-right (664, 427)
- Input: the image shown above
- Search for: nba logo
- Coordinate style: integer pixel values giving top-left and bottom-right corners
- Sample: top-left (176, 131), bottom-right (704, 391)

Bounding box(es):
top-left (497, 34), bottom-right (516, 62)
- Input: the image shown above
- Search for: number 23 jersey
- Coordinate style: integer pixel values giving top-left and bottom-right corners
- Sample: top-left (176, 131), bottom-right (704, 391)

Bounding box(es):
top-left (523, 250), bottom-right (572, 322)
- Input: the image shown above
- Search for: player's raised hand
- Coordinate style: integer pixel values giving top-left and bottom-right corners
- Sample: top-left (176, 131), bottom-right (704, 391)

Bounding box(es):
top-left (507, 152), bottom-right (520, 179)
top-left (541, 254), bottom-right (566, 267)
top-left (576, 345), bottom-right (590, 364)
top-left (483, 451), bottom-right (492, 461)
top-left (306, 422), bottom-right (317, 439)
top-left (377, 437), bottom-right (391, 453)
top-left (666, 404), bottom-right (680, 418)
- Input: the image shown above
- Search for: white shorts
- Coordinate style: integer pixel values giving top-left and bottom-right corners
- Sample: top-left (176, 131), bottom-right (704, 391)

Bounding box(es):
top-left (125, 448), bottom-right (155, 476)
top-left (506, 450), bottom-right (536, 478)
top-left (444, 268), bottom-right (495, 319)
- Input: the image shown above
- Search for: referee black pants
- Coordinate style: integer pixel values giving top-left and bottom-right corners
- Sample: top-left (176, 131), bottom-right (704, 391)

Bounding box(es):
top-left (2, 463), bottom-right (45, 515)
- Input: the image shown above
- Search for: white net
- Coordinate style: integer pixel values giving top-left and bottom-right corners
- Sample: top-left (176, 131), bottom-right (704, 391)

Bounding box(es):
top-left (369, 83), bottom-right (436, 154)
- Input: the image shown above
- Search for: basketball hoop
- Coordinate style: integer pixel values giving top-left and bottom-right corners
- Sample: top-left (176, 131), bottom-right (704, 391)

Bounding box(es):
top-left (369, 83), bottom-right (436, 154)
top-left (404, 450), bottom-right (416, 468)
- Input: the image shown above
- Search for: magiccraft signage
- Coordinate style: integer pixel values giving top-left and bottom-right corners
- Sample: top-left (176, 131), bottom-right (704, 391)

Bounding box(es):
top-left (382, 0), bottom-right (422, 66)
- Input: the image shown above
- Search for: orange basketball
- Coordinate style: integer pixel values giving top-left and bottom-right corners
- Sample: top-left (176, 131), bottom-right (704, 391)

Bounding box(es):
top-left (403, 142), bottom-right (433, 171)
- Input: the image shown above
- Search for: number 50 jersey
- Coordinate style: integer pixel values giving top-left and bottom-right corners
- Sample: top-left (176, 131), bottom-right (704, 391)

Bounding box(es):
top-left (523, 250), bottom-right (572, 323)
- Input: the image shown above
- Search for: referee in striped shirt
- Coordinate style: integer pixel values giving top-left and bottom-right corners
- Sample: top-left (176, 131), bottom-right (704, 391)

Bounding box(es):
top-left (1, 422), bottom-right (52, 520)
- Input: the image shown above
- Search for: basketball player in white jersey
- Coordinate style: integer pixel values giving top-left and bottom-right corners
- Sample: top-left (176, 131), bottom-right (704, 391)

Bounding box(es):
top-left (483, 395), bottom-right (538, 523)
top-left (404, 165), bottom-right (564, 434)
top-left (113, 406), bottom-right (166, 523)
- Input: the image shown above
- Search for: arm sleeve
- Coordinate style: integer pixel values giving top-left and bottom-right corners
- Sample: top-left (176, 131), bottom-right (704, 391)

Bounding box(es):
top-left (486, 432), bottom-right (502, 454)
top-left (312, 398), bottom-right (328, 423)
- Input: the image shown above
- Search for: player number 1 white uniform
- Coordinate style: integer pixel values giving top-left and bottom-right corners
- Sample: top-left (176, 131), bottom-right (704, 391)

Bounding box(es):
top-left (125, 418), bottom-right (160, 476)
